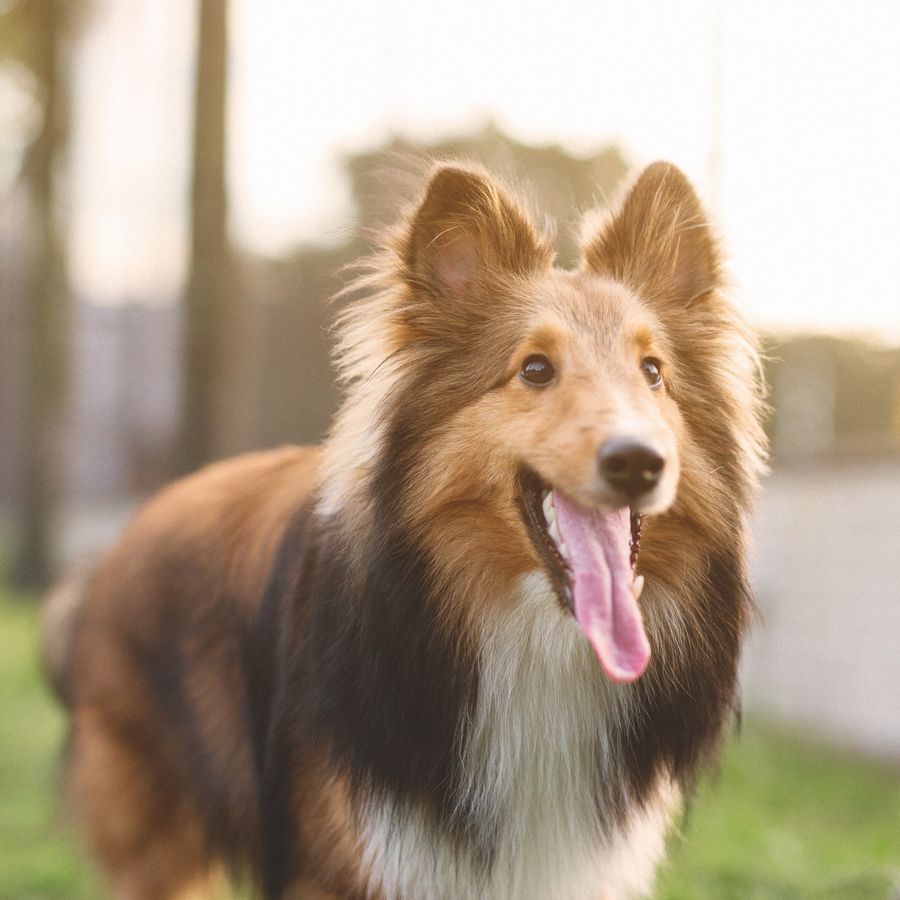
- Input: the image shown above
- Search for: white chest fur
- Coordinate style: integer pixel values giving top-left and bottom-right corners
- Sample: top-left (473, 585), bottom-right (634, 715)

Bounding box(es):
top-left (357, 575), bottom-right (679, 900)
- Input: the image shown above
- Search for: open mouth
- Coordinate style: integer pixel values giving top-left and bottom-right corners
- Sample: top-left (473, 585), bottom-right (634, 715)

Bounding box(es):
top-left (518, 468), bottom-right (651, 682)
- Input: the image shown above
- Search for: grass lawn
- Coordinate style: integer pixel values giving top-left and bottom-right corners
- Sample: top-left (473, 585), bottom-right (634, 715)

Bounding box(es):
top-left (1, 593), bottom-right (898, 899)
top-left (0, 596), bottom-right (103, 900)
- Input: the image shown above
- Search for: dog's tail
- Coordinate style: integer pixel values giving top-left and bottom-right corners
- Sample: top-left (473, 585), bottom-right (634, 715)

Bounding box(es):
top-left (41, 567), bottom-right (91, 707)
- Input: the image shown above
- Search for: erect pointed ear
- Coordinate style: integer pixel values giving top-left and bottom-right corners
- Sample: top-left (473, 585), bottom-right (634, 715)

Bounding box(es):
top-left (402, 164), bottom-right (552, 297)
top-left (583, 162), bottom-right (720, 307)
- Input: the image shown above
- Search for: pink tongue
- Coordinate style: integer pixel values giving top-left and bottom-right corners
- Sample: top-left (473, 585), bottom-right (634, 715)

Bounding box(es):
top-left (553, 493), bottom-right (650, 682)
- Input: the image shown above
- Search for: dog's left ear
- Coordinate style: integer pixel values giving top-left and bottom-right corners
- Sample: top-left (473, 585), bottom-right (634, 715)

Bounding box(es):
top-left (583, 162), bottom-right (720, 307)
top-left (403, 164), bottom-right (552, 299)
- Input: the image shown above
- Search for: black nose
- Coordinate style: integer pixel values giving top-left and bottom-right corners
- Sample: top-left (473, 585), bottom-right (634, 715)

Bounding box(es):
top-left (599, 438), bottom-right (665, 500)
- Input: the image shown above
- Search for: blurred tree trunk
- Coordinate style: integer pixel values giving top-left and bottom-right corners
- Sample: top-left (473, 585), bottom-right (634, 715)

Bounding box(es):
top-left (179, 0), bottom-right (245, 474)
top-left (11, 0), bottom-right (71, 590)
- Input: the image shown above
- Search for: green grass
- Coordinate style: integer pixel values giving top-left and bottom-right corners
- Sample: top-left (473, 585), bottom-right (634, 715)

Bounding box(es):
top-left (1, 593), bottom-right (898, 899)
top-left (657, 726), bottom-right (900, 899)
top-left (0, 595), bottom-right (102, 900)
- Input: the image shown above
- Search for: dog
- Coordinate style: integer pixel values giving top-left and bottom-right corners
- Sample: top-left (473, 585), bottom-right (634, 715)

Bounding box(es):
top-left (46, 160), bottom-right (766, 899)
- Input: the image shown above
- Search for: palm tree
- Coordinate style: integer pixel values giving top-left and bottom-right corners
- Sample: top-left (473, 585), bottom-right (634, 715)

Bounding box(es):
top-left (179, 0), bottom-right (238, 474)
top-left (2, 0), bottom-right (74, 589)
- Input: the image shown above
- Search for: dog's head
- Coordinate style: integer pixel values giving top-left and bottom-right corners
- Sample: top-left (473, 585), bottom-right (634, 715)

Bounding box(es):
top-left (329, 162), bottom-right (766, 683)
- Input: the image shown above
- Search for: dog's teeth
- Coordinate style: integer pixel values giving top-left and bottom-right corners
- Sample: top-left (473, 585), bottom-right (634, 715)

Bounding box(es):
top-left (557, 539), bottom-right (568, 558)
top-left (542, 491), bottom-right (555, 524)
top-left (632, 574), bottom-right (645, 600)
top-left (548, 519), bottom-right (561, 544)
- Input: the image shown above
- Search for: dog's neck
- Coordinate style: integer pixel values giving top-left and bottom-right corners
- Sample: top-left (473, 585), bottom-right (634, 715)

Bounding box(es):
top-left (352, 572), bottom-right (678, 900)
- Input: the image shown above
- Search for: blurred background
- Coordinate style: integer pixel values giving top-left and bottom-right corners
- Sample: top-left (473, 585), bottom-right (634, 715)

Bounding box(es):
top-left (1, 0), bottom-right (899, 897)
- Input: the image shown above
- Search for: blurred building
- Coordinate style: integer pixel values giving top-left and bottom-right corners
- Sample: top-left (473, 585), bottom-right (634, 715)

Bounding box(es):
top-left (765, 334), bottom-right (900, 463)
top-left (0, 189), bottom-right (180, 501)
top-left (744, 335), bottom-right (900, 759)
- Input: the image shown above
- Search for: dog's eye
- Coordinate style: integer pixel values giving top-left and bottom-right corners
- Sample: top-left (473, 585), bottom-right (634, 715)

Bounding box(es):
top-left (640, 357), bottom-right (663, 389)
top-left (520, 354), bottom-right (555, 386)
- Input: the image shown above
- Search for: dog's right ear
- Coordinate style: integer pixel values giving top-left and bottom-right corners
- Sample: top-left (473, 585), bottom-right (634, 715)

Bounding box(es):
top-left (402, 165), bottom-right (551, 300)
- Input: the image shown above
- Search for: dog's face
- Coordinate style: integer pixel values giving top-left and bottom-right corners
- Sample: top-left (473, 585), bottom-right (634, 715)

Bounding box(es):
top-left (350, 162), bottom-right (761, 681)
top-left (487, 271), bottom-right (682, 517)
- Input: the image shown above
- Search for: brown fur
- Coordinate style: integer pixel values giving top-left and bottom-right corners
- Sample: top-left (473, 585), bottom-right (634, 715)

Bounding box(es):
top-left (49, 161), bottom-right (766, 899)
top-left (64, 448), bottom-right (323, 896)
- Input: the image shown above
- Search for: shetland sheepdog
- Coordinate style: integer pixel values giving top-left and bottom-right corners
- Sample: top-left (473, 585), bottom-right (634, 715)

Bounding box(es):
top-left (46, 161), bottom-right (766, 899)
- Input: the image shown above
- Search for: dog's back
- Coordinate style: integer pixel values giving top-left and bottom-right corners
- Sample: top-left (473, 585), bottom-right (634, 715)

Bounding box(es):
top-left (56, 446), bottom-right (320, 897)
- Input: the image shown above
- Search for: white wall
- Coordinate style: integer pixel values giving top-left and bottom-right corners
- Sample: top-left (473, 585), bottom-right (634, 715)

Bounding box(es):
top-left (743, 461), bottom-right (900, 759)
